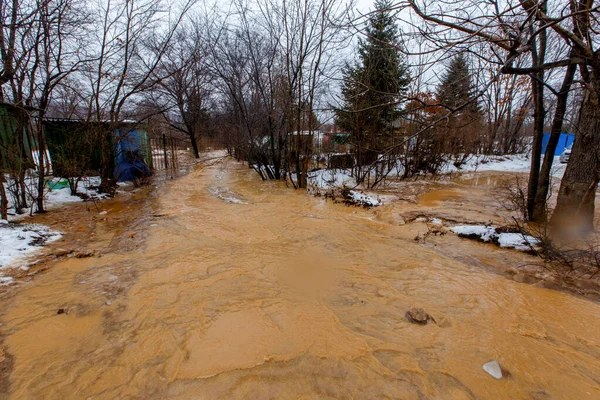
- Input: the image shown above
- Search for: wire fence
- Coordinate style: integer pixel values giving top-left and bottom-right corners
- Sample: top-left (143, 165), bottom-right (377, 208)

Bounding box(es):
top-left (150, 134), bottom-right (190, 172)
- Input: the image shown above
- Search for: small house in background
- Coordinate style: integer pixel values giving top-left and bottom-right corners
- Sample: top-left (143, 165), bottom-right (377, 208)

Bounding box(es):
top-left (541, 132), bottom-right (575, 156)
top-left (43, 119), bottom-right (152, 182)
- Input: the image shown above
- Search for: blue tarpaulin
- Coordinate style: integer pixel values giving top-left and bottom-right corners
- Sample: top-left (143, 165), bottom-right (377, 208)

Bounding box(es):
top-left (113, 129), bottom-right (152, 182)
top-left (541, 133), bottom-right (575, 156)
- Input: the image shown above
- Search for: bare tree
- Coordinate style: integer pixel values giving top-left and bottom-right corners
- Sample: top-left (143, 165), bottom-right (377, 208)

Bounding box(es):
top-left (153, 23), bottom-right (212, 159)
top-left (84, 0), bottom-right (193, 191)
top-left (406, 0), bottom-right (598, 228)
top-left (257, 0), bottom-right (352, 188)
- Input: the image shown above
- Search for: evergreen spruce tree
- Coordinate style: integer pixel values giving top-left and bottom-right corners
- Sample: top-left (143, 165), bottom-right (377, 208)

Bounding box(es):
top-left (437, 53), bottom-right (479, 114)
top-left (335, 0), bottom-right (410, 165)
top-left (435, 53), bottom-right (482, 155)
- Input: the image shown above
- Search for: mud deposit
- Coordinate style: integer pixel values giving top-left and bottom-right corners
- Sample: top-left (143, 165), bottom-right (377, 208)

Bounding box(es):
top-left (0, 160), bottom-right (599, 399)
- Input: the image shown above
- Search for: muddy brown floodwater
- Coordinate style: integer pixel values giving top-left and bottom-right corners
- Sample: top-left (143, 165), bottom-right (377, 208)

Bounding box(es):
top-left (1, 159), bottom-right (600, 399)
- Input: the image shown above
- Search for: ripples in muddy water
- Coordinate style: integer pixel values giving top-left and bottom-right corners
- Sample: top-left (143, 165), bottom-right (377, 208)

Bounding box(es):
top-left (0, 159), bottom-right (599, 400)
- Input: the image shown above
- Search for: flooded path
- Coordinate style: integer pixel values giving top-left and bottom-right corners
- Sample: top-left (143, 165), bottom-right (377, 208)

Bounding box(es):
top-left (1, 159), bottom-right (599, 399)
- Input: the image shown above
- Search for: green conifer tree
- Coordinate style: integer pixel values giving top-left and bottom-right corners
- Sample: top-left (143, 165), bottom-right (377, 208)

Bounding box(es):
top-left (437, 53), bottom-right (479, 114)
top-left (335, 0), bottom-right (410, 166)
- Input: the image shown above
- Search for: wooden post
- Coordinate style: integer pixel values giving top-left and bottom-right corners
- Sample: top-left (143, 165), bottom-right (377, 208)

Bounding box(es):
top-left (162, 133), bottom-right (169, 169)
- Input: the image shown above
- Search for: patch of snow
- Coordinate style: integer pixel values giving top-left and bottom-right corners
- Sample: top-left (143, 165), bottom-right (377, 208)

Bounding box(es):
top-left (347, 190), bottom-right (381, 207)
top-left (451, 225), bottom-right (498, 242)
top-left (429, 218), bottom-right (443, 225)
top-left (497, 232), bottom-right (538, 251)
top-left (308, 169), bottom-right (355, 190)
top-left (450, 224), bottom-right (538, 251)
top-left (444, 154), bottom-right (566, 178)
top-left (0, 223), bottom-right (61, 269)
top-left (5, 176), bottom-right (109, 221)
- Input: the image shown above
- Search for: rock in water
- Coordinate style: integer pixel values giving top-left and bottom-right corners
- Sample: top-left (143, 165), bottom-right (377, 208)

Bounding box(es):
top-left (483, 360), bottom-right (503, 379)
top-left (405, 307), bottom-right (430, 324)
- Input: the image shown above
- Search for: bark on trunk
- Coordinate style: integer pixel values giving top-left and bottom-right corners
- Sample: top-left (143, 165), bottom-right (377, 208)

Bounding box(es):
top-left (531, 62), bottom-right (577, 222)
top-left (527, 76), bottom-right (545, 220)
top-left (99, 129), bottom-right (113, 193)
top-left (0, 172), bottom-right (8, 220)
top-left (526, 22), bottom-right (547, 221)
top-left (551, 86), bottom-right (600, 231)
top-left (189, 131), bottom-right (200, 159)
top-left (36, 118), bottom-right (46, 213)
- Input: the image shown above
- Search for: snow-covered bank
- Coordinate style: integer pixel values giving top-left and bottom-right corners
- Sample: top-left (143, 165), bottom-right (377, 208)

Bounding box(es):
top-left (306, 153), bottom-right (566, 202)
top-left (342, 189), bottom-right (381, 207)
top-left (309, 168), bottom-right (355, 190)
top-left (1, 176), bottom-right (108, 278)
top-left (6, 176), bottom-right (109, 221)
top-left (450, 224), bottom-right (539, 251)
top-left (444, 154), bottom-right (567, 178)
top-left (0, 221), bottom-right (61, 279)
top-left (307, 169), bottom-right (381, 207)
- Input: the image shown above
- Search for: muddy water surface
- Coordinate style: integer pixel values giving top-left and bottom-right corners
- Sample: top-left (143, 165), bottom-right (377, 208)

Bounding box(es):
top-left (1, 160), bottom-right (600, 399)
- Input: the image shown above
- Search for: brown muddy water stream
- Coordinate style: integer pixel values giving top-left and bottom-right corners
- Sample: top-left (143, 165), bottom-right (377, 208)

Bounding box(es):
top-left (0, 160), bottom-right (599, 399)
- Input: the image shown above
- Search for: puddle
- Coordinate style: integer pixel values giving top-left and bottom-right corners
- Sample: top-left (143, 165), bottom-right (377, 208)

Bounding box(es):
top-left (418, 189), bottom-right (463, 206)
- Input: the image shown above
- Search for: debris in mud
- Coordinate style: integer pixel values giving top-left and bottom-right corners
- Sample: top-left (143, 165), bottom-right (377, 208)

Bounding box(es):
top-left (405, 307), bottom-right (430, 324)
top-left (152, 213), bottom-right (170, 218)
top-left (56, 308), bottom-right (66, 315)
top-left (74, 250), bottom-right (98, 258)
top-left (52, 249), bottom-right (98, 259)
top-left (483, 360), bottom-right (503, 379)
top-left (53, 248), bottom-right (74, 258)
top-left (450, 224), bottom-right (538, 252)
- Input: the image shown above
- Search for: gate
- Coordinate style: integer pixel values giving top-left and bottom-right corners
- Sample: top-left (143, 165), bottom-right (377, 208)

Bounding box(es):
top-left (150, 134), bottom-right (190, 177)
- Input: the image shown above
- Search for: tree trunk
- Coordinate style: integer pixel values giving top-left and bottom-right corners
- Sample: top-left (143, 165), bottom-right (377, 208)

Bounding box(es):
top-left (551, 85), bottom-right (600, 231)
top-left (99, 129), bottom-right (113, 193)
top-left (36, 118), bottom-right (46, 213)
top-left (527, 76), bottom-right (545, 220)
top-left (0, 171), bottom-right (8, 220)
top-left (189, 131), bottom-right (200, 159)
top-left (526, 21), bottom-right (546, 221)
top-left (531, 62), bottom-right (577, 222)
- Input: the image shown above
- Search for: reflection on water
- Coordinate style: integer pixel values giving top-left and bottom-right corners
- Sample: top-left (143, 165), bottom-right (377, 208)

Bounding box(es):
top-left (453, 173), bottom-right (514, 187)
top-left (418, 189), bottom-right (463, 206)
top-left (1, 160), bottom-right (600, 399)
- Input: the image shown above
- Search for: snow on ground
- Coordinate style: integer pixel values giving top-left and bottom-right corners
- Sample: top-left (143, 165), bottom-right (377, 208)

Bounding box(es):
top-left (346, 190), bottom-right (381, 207)
top-left (308, 168), bottom-right (355, 190)
top-left (450, 224), bottom-right (539, 251)
top-left (307, 169), bottom-right (381, 207)
top-left (445, 154), bottom-right (567, 178)
top-left (1, 176), bottom-right (106, 276)
top-left (0, 221), bottom-right (61, 278)
top-left (6, 176), bottom-right (109, 221)
top-left (306, 153), bottom-right (566, 202)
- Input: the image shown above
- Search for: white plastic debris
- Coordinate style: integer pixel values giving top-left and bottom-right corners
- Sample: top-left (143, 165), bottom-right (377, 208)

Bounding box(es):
top-left (483, 360), bottom-right (503, 379)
